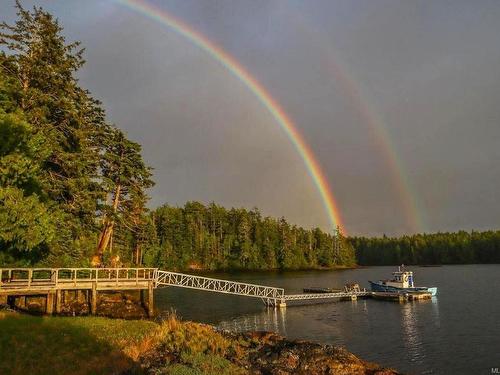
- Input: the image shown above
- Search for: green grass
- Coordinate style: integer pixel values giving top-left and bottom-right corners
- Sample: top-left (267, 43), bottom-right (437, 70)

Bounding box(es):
top-left (0, 312), bottom-right (246, 375)
top-left (0, 312), bottom-right (157, 375)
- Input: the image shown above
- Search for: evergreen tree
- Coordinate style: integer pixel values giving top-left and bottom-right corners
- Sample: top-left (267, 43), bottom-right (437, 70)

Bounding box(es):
top-left (93, 127), bottom-right (153, 265)
top-left (0, 3), bottom-right (153, 266)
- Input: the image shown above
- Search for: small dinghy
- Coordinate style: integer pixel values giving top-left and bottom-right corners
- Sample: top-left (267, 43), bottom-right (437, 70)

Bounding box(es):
top-left (303, 287), bottom-right (342, 294)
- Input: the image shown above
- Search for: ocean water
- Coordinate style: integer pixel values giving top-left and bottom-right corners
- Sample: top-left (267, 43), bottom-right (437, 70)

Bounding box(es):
top-left (155, 265), bottom-right (500, 374)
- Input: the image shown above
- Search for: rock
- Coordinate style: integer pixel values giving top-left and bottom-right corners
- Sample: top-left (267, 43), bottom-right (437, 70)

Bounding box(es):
top-left (229, 331), bottom-right (400, 375)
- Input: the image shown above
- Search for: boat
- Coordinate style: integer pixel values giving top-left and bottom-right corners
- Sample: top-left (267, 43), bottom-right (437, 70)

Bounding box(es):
top-left (369, 266), bottom-right (438, 296)
top-left (303, 287), bottom-right (342, 294)
top-left (303, 283), bottom-right (362, 294)
top-left (418, 264), bottom-right (443, 267)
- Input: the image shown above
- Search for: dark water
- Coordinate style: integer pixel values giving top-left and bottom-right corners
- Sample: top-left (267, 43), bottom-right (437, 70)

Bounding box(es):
top-left (155, 265), bottom-right (500, 374)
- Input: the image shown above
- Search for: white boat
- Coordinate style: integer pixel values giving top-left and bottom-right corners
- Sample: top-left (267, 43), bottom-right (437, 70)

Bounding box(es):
top-left (369, 266), bottom-right (438, 296)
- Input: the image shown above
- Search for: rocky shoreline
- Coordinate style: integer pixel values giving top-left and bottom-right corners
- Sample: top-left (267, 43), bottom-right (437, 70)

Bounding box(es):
top-left (137, 329), bottom-right (400, 375)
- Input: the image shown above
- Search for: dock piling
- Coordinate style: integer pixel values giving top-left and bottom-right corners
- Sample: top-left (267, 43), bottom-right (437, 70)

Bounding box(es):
top-left (46, 293), bottom-right (55, 315)
top-left (147, 280), bottom-right (154, 317)
top-left (55, 290), bottom-right (62, 314)
top-left (91, 282), bottom-right (97, 315)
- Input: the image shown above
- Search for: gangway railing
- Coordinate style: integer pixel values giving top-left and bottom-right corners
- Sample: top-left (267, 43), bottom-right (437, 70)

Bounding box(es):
top-left (285, 290), bottom-right (370, 301)
top-left (155, 270), bottom-right (285, 303)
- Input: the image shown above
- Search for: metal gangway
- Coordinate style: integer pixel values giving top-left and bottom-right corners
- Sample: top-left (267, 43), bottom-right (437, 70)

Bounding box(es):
top-left (154, 270), bottom-right (370, 307)
top-left (285, 290), bottom-right (370, 302)
top-left (155, 270), bottom-right (286, 307)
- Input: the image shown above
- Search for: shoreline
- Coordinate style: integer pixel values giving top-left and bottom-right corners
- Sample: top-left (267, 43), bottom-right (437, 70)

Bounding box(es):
top-left (175, 264), bottom-right (362, 274)
top-left (0, 307), bottom-right (399, 375)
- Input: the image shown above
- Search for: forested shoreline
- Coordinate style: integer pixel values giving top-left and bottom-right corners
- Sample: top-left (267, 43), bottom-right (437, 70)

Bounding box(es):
top-left (351, 230), bottom-right (500, 266)
top-left (144, 202), bottom-right (355, 271)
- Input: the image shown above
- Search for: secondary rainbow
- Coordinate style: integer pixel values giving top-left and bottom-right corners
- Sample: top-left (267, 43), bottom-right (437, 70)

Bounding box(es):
top-left (114, 0), bottom-right (346, 233)
top-left (289, 10), bottom-right (426, 233)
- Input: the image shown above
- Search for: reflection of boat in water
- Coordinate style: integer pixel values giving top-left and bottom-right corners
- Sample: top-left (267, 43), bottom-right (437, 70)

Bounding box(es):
top-left (369, 266), bottom-right (438, 296)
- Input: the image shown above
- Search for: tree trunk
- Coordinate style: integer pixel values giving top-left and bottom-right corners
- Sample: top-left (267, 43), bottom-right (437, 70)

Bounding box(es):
top-left (134, 243), bottom-right (142, 265)
top-left (93, 184), bottom-right (121, 266)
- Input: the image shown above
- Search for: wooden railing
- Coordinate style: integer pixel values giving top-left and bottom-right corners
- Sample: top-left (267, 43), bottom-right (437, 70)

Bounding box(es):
top-left (0, 268), bottom-right (157, 290)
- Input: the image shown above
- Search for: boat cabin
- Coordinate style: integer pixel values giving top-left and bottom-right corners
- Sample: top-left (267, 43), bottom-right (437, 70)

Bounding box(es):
top-left (381, 266), bottom-right (414, 288)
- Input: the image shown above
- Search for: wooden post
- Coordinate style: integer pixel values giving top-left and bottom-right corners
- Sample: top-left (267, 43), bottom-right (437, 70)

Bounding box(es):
top-left (46, 293), bottom-right (54, 315)
top-left (147, 281), bottom-right (154, 317)
top-left (91, 282), bottom-right (97, 315)
top-left (55, 290), bottom-right (62, 314)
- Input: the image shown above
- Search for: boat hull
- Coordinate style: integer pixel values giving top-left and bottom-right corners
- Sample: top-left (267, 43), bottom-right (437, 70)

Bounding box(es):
top-left (369, 281), bottom-right (438, 296)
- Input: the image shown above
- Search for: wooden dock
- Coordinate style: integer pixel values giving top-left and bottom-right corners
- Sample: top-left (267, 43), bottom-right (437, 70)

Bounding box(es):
top-left (0, 268), bottom-right (156, 316)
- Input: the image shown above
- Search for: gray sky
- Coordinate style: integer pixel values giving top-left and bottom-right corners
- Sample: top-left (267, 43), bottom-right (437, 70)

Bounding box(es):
top-left (2, 0), bottom-right (500, 235)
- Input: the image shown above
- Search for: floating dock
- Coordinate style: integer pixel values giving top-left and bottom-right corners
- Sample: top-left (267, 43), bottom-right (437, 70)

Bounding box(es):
top-left (371, 291), bottom-right (432, 302)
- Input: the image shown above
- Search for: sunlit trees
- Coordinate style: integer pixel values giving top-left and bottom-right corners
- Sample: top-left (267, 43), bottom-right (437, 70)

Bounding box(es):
top-left (143, 202), bottom-right (357, 271)
top-left (0, 3), bottom-right (152, 266)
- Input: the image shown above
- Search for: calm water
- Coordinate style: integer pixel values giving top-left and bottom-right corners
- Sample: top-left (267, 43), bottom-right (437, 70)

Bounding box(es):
top-left (155, 265), bottom-right (500, 374)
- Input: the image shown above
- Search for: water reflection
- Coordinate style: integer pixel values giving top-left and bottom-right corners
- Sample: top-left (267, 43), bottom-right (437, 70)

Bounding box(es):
top-left (400, 302), bottom-right (425, 363)
top-left (400, 297), bottom-right (440, 367)
top-left (431, 297), bottom-right (440, 328)
top-left (218, 306), bottom-right (287, 334)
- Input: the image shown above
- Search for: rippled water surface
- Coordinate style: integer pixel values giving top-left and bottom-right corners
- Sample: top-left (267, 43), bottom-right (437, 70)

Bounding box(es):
top-left (155, 265), bottom-right (500, 374)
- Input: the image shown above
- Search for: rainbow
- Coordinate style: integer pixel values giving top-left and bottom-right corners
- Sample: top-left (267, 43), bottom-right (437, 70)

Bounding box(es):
top-left (114, 0), bottom-right (346, 233)
top-left (288, 12), bottom-right (425, 233)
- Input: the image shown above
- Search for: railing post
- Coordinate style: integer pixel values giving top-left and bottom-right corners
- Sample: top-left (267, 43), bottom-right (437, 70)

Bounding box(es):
top-left (28, 269), bottom-right (32, 288)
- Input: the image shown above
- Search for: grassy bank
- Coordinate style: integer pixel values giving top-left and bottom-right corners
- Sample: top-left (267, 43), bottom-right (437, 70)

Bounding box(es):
top-left (0, 311), bottom-right (243, 375)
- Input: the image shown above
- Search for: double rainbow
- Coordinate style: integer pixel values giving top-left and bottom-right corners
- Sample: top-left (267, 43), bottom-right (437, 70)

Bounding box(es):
top-left (115, 0), bottom-right (346, 233)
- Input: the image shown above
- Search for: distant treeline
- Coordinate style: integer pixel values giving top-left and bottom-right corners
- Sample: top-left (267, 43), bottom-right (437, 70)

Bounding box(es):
top-left (350, 230), bottom-right (500, 265)
top-left (143, 202), bottom-right (356, 271)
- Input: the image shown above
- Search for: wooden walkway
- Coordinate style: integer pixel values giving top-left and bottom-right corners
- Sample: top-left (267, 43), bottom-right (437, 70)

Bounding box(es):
top-left (0, 268), bottom-right (156, 291)
top-left (0, 268), bottom-right (156, 315)
top-left (1, 267), bottom-right (367, 312)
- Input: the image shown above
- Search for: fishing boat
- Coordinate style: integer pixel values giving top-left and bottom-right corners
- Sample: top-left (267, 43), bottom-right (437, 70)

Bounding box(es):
top-left (369, 266), bottom-right (438, 296)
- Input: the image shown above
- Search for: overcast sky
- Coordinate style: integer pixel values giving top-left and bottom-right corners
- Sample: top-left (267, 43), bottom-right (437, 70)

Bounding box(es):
top-left (2, 0), bottom-right (500, 236)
